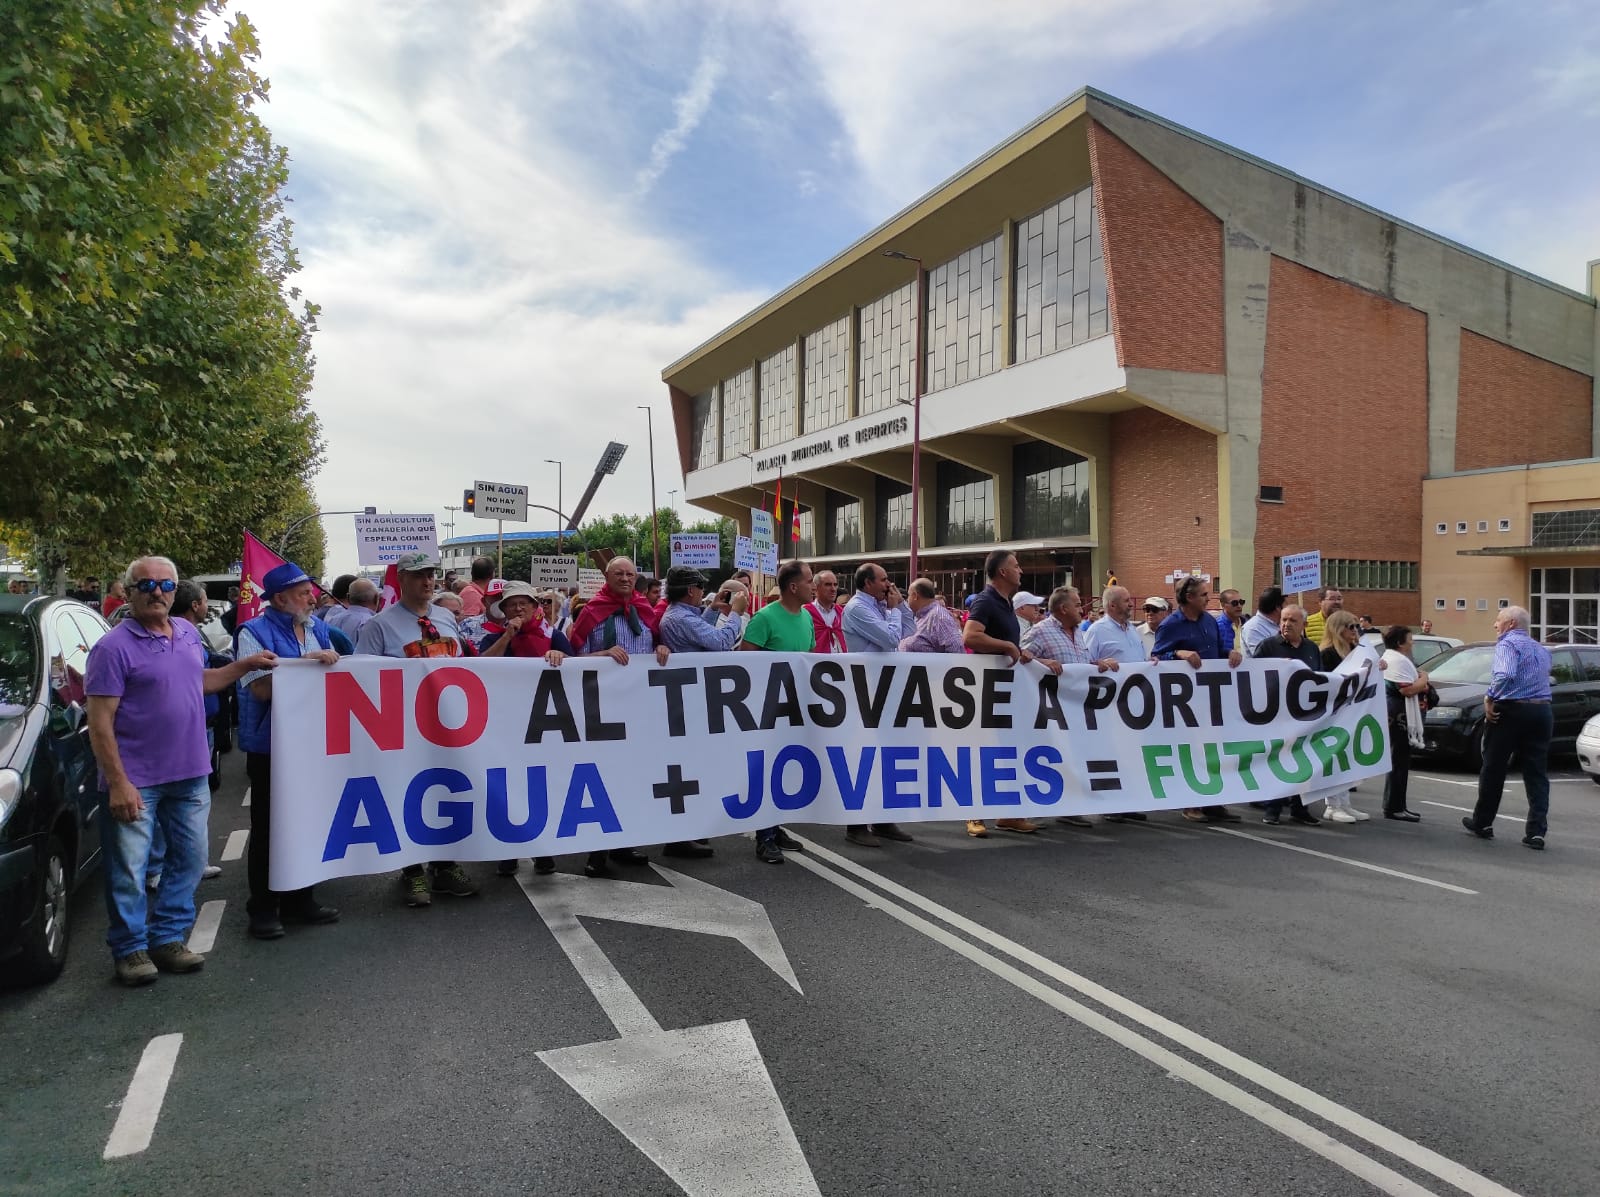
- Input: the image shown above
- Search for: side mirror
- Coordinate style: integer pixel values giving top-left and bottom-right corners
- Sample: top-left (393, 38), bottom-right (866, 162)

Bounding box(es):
top-left (49, 702), bottom-right (85, 735)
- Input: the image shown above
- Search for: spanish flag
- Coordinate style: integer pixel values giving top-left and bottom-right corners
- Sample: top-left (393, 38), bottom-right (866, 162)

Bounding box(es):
top-left (791, 503), bottom-right (802, 542)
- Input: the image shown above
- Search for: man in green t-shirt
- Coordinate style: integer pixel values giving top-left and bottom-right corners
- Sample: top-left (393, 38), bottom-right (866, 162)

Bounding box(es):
top-left (739, 559), bottom-right (816, 862)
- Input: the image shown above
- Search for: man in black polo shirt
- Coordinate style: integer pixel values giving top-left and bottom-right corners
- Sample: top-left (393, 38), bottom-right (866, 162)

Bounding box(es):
top-left (962, 549), bottom-right (1061, 836)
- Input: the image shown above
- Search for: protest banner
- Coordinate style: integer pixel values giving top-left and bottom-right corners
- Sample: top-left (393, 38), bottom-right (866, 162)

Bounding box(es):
top-left (269, 651), bottom-right (1390, 889)
top-left (670, 533), bottom-right (720, 569)
top-left (353, 514), bottom-right (438, 566)
top-left (577, 568), bottom-right (605, 598)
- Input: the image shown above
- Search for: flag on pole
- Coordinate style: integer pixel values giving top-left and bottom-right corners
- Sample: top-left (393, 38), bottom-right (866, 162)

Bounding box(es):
top-left (791, 503), bottom-right (802, 543)
top-left (380, 562), bottom-right (399, 609)
top-left (237, 530), bottom-right (283, 625)
top-left (773, 474), bottom-right (782, 530)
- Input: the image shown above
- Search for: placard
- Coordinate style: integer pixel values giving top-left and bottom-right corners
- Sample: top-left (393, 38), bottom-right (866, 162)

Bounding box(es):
top-left (670, 533), bottom-right (721, 570)
top-left (353, 514), bottom-right (438, 566)
top-left (1281, 550), bottom-right (1322, 594)
top-left (750, 509), bottom-right (775, 555)
top-left (529, 556), bottom-right (579, 588)
top-left (577, 568), bottom-right (605, 598)
top-left (473, 480), bottom-right (529, 522)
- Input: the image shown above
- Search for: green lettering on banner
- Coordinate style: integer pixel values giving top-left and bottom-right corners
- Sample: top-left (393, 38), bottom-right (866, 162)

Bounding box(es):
top-left (1222, 740), bottom-right (1267, 791)
top-left (1178, 742), bottom-right (1226, 797)
top-left (1308, 726), bottom-right (1351, 778)
top-left (1351, 714), bottom-right (1386, 766)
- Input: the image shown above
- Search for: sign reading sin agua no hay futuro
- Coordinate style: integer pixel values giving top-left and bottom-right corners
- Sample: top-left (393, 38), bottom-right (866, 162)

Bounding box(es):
top-left (269, 651), bottom-right (1389, 889)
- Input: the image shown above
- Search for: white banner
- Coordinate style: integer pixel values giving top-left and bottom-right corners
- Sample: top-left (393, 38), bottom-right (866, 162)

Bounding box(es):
top-left (352, 514), bottom-right (438, 566)
top-left (269, 650), bottom-right (1390, 889)
top-left (670, 533), bottom-right (721, 569)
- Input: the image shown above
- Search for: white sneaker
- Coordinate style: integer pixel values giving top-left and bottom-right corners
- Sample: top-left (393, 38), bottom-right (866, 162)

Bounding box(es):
top-left (1348, 807), bottom-right (1371, 821)
top-left (1325, 808), bottom-right (1359, 824)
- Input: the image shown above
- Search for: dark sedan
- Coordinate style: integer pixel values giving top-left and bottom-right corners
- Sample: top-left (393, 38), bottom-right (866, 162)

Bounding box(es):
top-left (1419, 641), bottom-right (1600, 769)
top-left (0, 595), bottom-right (109, 984)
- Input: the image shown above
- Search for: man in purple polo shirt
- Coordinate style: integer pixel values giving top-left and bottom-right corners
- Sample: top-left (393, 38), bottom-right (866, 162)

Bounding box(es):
top-left (86, 555), bottom-right (278, 986)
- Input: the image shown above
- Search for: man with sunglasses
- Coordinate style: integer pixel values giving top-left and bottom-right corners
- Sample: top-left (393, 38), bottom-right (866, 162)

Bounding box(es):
top-left (236, 562), bottom-right (345, 939)
top-left (1215, 588), bottom-right (1247, 654)
top-left (355, 551), bottom-right (481, 903)
top-left (86, 557), bottom-right (280, 986)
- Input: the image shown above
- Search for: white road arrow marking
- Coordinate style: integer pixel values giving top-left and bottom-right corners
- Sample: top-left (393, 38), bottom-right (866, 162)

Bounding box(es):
top-left (518, 865), bottom-right (818, 1197)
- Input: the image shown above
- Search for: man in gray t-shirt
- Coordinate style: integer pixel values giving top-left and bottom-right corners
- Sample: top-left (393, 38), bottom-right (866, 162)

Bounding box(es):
top-left (353, 552), bottom-right (477, 906)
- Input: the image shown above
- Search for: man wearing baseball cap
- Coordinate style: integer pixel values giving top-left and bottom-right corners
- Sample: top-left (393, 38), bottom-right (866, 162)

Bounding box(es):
top-left (1136, 595), bottom-right (1170, 657)
top-left (236, 561), bottom-right (344, 940)
top-left (1011, 589), bottom-right (1046, 628)
top-left (355, 550), bottom-right (480, 904)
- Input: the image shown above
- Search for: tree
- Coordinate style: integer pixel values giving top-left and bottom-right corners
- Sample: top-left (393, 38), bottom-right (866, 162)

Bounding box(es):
top-left (0, 2), bottom-right (321, 584)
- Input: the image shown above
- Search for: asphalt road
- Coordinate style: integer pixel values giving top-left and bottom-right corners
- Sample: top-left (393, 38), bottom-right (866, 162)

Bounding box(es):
top-left (3, 750), bottom-right (1597, 1196)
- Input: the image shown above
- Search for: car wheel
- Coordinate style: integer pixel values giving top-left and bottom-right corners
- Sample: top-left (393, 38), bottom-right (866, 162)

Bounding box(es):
top-left (15, 835), bottom-right (72, 984)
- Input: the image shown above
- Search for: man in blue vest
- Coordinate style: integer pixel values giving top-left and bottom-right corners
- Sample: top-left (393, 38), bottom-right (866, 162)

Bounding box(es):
top-left (237, 562), bottom-right (343, 940)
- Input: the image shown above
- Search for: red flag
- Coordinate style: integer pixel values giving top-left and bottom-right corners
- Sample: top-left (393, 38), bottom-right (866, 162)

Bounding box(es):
top-left (773, 476), bottom-right (782, 529)
top-left (237, 529), bottom-right (284, 624)
top-left (791, 504), bottom-right (802, 543)
top-left (381, 562), bottom-right (399, 610)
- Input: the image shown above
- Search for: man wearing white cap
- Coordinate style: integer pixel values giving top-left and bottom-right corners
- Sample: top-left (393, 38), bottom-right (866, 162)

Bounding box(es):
top-left (356, 551), bottom-right (480, 905)
top-left (1135, 596), bottom-right (1171, 656)
top-left (1012, 588), bottom-right (1046, 628)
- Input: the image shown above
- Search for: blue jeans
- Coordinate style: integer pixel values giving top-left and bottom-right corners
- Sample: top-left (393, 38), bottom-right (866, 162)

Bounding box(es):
top-left (103, 776), bottom-right (211, 957)
top-left (146, 730), bottom-right (215, 884)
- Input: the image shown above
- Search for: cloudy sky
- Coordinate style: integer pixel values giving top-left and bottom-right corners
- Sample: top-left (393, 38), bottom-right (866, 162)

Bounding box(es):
top-left (240, 0), bottom-right (1600, 576)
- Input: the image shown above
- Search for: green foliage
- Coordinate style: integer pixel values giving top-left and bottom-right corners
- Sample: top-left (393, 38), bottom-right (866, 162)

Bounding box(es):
top-left (0, 1), bottom-right (322, 579)
top-left (497, 509), bottom-right (729, 583)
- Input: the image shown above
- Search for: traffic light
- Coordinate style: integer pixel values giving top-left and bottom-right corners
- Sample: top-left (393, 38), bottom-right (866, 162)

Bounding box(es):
top-left (463, 489), bottom-right (475, 513)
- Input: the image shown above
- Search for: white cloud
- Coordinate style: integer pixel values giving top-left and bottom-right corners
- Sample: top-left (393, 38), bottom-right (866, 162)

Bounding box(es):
top-left (772, 0), bottom-right (1285, 214)
top-left (636, 39), bottom-right (726, 196)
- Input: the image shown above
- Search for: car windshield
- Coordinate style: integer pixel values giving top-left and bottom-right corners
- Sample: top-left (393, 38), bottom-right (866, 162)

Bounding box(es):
top-left (0, 614), bottom-right (37, 717)
top-left (1427, 645), bottom-right (1495, 685)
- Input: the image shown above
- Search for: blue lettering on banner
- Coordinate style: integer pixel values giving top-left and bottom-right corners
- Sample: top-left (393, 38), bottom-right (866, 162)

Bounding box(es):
top-left (881, 746), bottom-right (920, 809)
top-left (828, 746), bottom-right (876, 811)
top-left (405, 768), bottom-right (475, 846)
top-left (1022, 746), bottom-right (1065, 805)
top-left (927, 747), bottom-right (972, 808)
top-left (323, 776), bottom-right (402, 860)
top-left (486, 766), bottom-right (549, 842)
top-left (555, 765), bottom-right (622, 837)
top-left (723, 751), bottom-right (764, 820)
top-left (980, 746), bottom-right (1020, 805)
top-left (770, 745), bottom-right (821, 812)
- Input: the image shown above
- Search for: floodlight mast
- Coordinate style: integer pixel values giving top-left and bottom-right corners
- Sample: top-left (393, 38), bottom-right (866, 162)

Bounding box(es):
top-left (566, 441), bottom-right (628, 530)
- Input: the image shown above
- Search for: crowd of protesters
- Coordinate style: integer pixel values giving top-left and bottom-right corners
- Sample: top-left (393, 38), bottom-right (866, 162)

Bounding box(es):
top-left (78, 545), bottom-right (1553, 987)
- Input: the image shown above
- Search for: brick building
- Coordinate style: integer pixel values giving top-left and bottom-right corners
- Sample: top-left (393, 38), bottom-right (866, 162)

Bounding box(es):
top-left (661, 88), bottom-right (1599, 625)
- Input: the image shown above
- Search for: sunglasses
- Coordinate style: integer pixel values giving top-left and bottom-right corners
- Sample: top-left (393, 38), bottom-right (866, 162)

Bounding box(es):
top-left (1143, 606), bottom-right (1161, 613)
top-left (133, 578), bottom-right (177, 594)
top-left (1226, 599), bottom-right (1244, 607)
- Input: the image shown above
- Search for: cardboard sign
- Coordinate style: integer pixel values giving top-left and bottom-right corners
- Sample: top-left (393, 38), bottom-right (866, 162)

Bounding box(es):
top-left (670, 533), bottom-right (721, 569)
top-left (1281, 550), bottom-right (1322, 594)
top-left (577, 568), bottom-right (605, 598)
top-left (353, 514), bottom-right (438, 566)
top-left (528, 556), bottom-right (579, 588)
top-left (473, 480), bottom-right (529, 522)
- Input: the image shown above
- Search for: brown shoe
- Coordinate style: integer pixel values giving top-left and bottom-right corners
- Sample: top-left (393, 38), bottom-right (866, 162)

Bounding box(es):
top-left (114, 950), bottom-right (159, 987)
top-left (845, 826), bottom-right (881, 847)
top-left (148, 942), bottom-right (205, 974)
top-left (1181, 808), bottom-right (1208, 822)
top-left (965, 820), bottom-right (989, 838)
top-left (995, 818), bottom-right (1039, 834)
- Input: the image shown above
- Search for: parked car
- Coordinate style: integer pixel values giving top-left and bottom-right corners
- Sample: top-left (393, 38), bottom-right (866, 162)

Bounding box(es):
top-left (0, 595), bottom-right (109, 984)
top-left (1578, 713), bottom-right (1600, 784)
top-left (1359, 630), bottom-right (1463, 665)
top-left (1418, 641), bottom-right (1600, 769)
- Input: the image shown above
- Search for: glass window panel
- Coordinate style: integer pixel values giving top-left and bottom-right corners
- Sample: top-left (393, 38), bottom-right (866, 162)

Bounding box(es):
top-left (803, 314), bottom-right (850, 432)
top-left (875, 481), bottom-right (913, 551)
top-left (1012, 442), bottom-right (1089, 539)
top-left (721, 368), bottom-right (753, 460)
top-left (826, 493), bottom-right (862, 556)
top-left (758, 345), bottom-right (797, 449)
top-left (1015, 185), bottom-right (1108, 362)
top-left (925, 235), bottom-right (1002, 395)
top-left (1572, 568), bottom-right (1600, 593)
top-left (1546, 568), bottom-right (1572, 593)
top-left (937, 461), bottom-right (994, 546)
top-left (859, 282), bottom-right (914, 415)
top-left (691, 389), bottom-right (718, 469)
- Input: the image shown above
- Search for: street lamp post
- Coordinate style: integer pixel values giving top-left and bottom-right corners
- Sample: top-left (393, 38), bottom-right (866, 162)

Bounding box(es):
top-left (883, 249), bottom-right (927, 580)
top-left (637, 404), bottom-right (661, 579)
top-left (278, 506), bottom-right (377, 558)
top-left (545, 459), bottom-right (563, 552)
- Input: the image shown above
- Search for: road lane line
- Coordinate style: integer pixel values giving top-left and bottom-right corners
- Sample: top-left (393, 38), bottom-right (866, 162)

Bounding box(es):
top-left (1420, 800), bottom-right (1525, 824)
top-left (220, 829), bottom-right (248, 862)
top-left (104, 1034), bottom-right (183, 1159)
top-left (188, 900), bottom-right (226, 954)
top-left (1209, 828), bottom-right (1479, 895)
top-left (789, 835), bottom-right (1517, 1197)
top-left (242, 786), bottom-right (251, 808)
top-left (788, 852), bottom-right (1445, 1197)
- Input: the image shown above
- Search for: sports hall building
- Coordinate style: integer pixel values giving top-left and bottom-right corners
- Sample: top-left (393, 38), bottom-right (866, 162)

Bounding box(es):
top-left (661, 88), bottom-right (1599, 632)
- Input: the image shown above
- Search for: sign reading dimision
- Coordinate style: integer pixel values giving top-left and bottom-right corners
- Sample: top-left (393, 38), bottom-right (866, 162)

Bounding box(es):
top-left (473, 481), bottom-right (529, 522)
